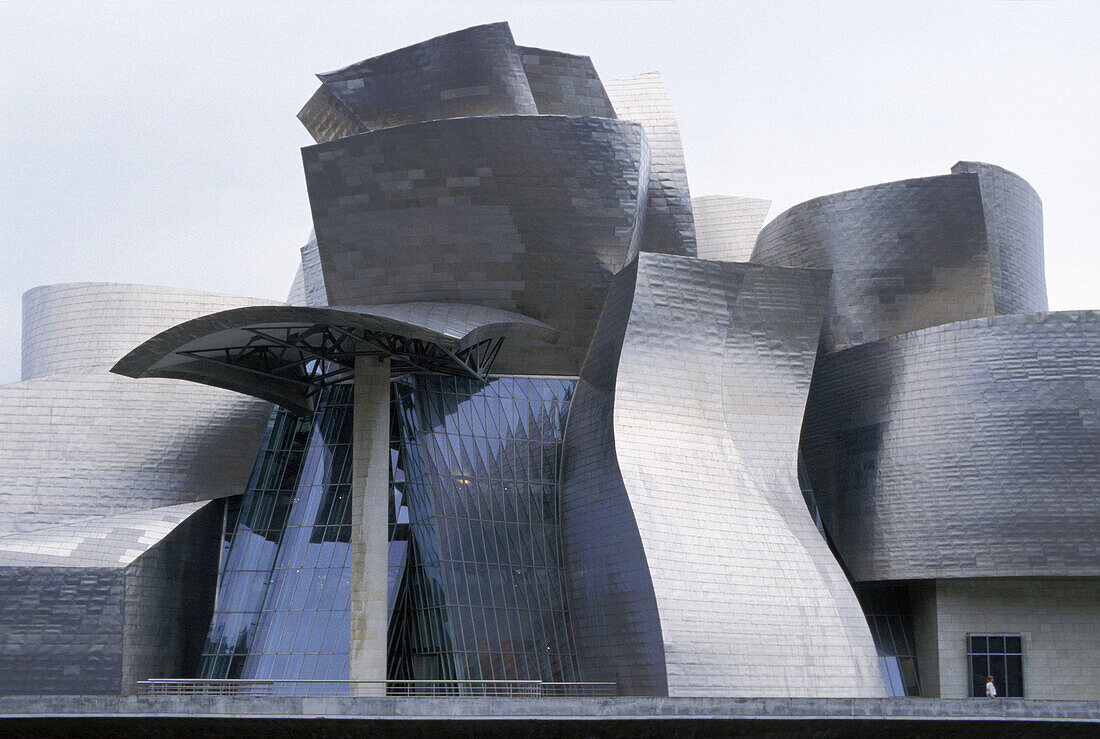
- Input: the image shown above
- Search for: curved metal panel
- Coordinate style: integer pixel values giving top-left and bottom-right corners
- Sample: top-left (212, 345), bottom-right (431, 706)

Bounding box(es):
top-left (21, 283), bottom-right (272, 381)
top-left (517, 46), bottom-right (617, 118)
top-left (605, 72), bottom-right (696, 257)
top-left (0, 373), bottom-right (269, 536)
top-left (286, 232), bottom-right (327, 307)
top-left (692, 195), bottom-right (771, 262)
top-left (303, 115), bottom-right (650, 376)
top-left (752, 163), bottom-right (1047, 352)
top-left (112, 302), bottom-right (559, 413)
top-left (951, 161), bottom-right (1048, 315)
top-left (561, 252), bottom-right (885, 697)
top-left (801, 310), bottom-right (1100, 582)
top-left (298, 22), bottom-right (537, 142)
top-left (0, 501), bottom-right (210, 567)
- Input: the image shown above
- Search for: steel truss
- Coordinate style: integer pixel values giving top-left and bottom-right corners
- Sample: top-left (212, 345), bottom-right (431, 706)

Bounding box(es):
top-left (179, 324), bottom-right (504, 397)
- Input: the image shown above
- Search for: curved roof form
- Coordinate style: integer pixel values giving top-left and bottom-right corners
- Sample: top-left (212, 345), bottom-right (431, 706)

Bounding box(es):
top-left (692, 195), bottom-right (771, 262)
top-left (303, 114), bottom-right (649, 376)
top-left (604, 72), bottom-right (696, 256)
top-left (298, 22), bottom-right (538, 143)
top-left (112, 302), bottom-right (558, 415)
top-left (801, 310), bottom-right (1100, 581)
top-left (752, 162), bottom-right (1046, 353)
top-left (21, 283), bottom-right (275, 381)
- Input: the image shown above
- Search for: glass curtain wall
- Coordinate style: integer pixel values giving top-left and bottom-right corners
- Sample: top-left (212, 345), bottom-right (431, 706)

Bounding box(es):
top-left (389, 375), bottom-right (580, 683)
top-left (199, 375), bottom-right (582, 688)
top-left (856, 584), bottom-right (922, 696)
top-left (198, 386), bottom-right (354, 692)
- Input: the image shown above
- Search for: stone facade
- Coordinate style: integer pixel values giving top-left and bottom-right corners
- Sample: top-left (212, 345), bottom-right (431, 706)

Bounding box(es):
top-left (913, 578), bottom-right (1100, 700)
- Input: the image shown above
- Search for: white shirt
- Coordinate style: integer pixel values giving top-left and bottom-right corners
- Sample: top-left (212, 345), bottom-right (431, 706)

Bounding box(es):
top-left (986, 681), bottom-right (997, 698)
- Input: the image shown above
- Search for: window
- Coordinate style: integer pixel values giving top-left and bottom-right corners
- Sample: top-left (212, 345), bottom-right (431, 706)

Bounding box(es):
top-left (968, 634), bottom-right (1023, 697)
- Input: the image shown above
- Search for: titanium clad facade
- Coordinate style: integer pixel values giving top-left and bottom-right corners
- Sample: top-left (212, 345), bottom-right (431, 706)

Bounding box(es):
top-left (8, 20), bottom-right (1095, 702)
top-left (0, 502), bottom-right (220, 695)
top-left (303, 115), bottom-right (649, 376)
top-left (752, 164), bottom-right (1047, 352)
top-left (951, 161), bottom-right (1047, 315)
top-left (0, 373), bottom-right (270, 535)
top-left (800, 311), bottom-right (1100, 582)
top-left (560, 252), bottom-right (885, 697)
top-left (692, 195), bottom-right (771, 262)
top-left (517, 47), bottom-right (617, 118)
top-left (286, 232), bottom-right (327, 307)
top-left (21, 283), bottom-right (274, 381)
top-left (604, 72), bottom-right (697, 257)
top-left (298, 22), bottom-right (537, 143)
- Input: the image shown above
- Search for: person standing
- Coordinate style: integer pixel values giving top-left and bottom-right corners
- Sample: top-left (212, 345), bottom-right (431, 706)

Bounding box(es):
top-left (986, 676), bottom-right (997, 698)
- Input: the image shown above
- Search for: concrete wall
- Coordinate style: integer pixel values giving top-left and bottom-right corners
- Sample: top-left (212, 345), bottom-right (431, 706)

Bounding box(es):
top-left (914, 578), bottom-right (1100, 700)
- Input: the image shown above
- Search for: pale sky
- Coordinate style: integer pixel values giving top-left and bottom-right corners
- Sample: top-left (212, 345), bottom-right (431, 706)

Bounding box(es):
top-left (2, 0), bottom-right (1097, 384)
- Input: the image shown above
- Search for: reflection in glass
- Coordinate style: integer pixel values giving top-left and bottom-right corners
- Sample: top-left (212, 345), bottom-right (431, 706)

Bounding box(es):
top-left (198, 387), bottom-right (354, 693)
top-left (856, 584), bottom-right (922, 696)
top-left (389, 375), bottom-right (580, 682)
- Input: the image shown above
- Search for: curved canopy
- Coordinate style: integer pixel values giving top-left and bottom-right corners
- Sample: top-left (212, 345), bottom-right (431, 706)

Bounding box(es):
top-left (112, 302), bottom-right (558, 415)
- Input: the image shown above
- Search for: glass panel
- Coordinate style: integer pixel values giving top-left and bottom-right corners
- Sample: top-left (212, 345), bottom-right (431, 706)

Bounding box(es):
top-left (1005, 636), bottom-right (1022, 654)
top-left (971, 655), bottom-right (988, 698)
top-left (197, 387), bottom-right (354, 692)
top-left (970, 635), bottom-right (987, 654)
top-left (391, 375), bottom-right (580, 682)
top-left (1006, 654), bottom-right (1024, 697)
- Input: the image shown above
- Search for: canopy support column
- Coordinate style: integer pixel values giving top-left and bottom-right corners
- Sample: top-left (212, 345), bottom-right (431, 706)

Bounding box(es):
top-left (349, 356), bottom-right (390, 691)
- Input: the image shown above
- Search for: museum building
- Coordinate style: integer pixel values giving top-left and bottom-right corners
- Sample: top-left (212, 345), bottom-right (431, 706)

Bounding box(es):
top-left (0, 23), bottom-right (1096, 701)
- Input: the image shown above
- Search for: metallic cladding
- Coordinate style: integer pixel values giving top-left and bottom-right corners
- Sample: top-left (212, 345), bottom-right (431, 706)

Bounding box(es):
top-left (951, 161), bottom-right (1047, 315)
top-left (21, 283), bottom-right (273, 381)
top-left (604, 73), bottom-right (696, 257)
top-left (298, 23), bottom-right (537, 143)
top-left (4, 283), bottom-right (272, 535)
top-left (751, 163), bottom-right (1047, 352)
top-left (800, 311), bottom-right (1100, 582)
top-left (0, 502), bottom-right (220, 695)
top-left (302, 115), bottom-right (650, 377)
top-left (561, 252), bottom-right (886, 697)
top-left (692, 195), bottom-right (771, 262)
top-left (517, 47), bottom-right (617, 118)
top-left (0, 373), bottom-right (270, 535)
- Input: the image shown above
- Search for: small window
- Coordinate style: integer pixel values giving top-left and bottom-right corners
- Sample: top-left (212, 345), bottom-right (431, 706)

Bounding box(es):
top-left (968, 634), bottom-right (1023, 697)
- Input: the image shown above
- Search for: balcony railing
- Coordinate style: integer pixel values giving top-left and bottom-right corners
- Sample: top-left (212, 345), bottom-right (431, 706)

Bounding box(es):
top-left (137, 678), bottom-right (616, 698)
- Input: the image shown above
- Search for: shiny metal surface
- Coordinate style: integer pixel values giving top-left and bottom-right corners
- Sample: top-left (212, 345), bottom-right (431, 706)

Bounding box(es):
top-left (297, 23), bottom-right (537, 143)
top-left (0, 501), bottom-right (220, 696)
top-left (21, 283), bottom-right (272, 381)
top-left (605, 72), bottom-right (696, 257)
top-left (560, 252), bottom-right (885, 697)
top-left (3, 283), bottom-right (273, 536)
top-left (303, 115), bottom-right (649, 376)
top-left (517, 46), bottom-right (617, 118)
top-left (752, 162), bottom-right (1047, 352)
top-left (801, 310), bottom-right (1100, 582)
top-left (692, 195), bottom-right (771, 262)
top-left (112, 301), bottom-right (558, 414)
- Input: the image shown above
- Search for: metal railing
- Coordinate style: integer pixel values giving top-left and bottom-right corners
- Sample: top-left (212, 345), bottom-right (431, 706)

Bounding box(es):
top-left (137, 678), bottom-right (616, 698)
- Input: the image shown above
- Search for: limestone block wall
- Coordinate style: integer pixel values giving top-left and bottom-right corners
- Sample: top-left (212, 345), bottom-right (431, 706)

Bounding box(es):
top-left (913, 578), bottom-right (1100, 700)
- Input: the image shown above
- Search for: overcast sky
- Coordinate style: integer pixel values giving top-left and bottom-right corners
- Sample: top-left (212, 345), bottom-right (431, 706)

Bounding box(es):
top-left (2, 0), bottom-right (1097, 384)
